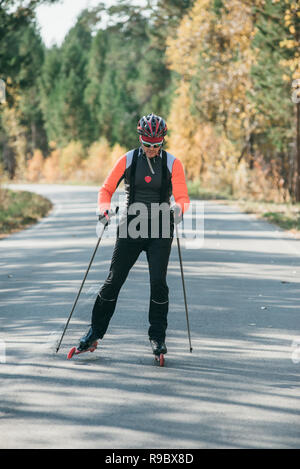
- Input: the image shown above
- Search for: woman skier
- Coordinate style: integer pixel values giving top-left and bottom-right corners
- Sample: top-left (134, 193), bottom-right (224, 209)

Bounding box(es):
top-left (76, 113), bottom-right (190, 358)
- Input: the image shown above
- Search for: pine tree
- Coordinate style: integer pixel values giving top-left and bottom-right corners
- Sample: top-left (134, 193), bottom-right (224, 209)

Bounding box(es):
top-left (0, 0), bottom-right (58, 177)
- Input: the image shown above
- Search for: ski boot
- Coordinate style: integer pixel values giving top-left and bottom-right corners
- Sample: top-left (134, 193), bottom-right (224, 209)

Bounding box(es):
top-left (67, 328), bottom-right (99, 359)
top-left (150, 339), bottom-right (167, 367)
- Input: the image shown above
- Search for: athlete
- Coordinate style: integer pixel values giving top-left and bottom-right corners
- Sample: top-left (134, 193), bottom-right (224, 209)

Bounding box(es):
top-left (77, 113), bottom-right (190, 357)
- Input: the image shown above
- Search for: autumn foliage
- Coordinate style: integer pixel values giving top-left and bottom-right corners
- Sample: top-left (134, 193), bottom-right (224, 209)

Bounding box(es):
top-left (25, 139), bottom-right (127, 185)
top-left (2, 0), bottom-right (299, 202)
top-left (166, 0), bottom-right (300, 201)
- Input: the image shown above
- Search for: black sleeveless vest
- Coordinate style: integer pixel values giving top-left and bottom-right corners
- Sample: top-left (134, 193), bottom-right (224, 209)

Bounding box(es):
top-left (128, 148), bottom-right (170, 206)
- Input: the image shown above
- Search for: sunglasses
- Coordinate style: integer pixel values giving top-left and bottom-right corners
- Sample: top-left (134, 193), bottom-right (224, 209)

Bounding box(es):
top-left (141, 139), bottom-right (163, 148)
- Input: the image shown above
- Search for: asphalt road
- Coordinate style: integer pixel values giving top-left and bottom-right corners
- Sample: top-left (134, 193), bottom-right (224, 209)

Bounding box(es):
top-left (0, 183), bottom-right (300, 449)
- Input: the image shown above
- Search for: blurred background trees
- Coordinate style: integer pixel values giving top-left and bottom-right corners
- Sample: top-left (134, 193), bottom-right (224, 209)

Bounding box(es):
top-left (0, 0), bottom-right (299, 201)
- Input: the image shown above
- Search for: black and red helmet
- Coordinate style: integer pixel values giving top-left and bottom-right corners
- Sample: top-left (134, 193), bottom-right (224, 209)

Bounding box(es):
top-left (137, 113), bottom-right (167, 142)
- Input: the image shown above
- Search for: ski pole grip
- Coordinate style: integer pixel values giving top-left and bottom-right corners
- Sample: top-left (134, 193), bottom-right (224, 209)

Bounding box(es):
top-left (98, 206), bottom-right (119, 225)
top-left (171, 203), bottom-right (183, 224)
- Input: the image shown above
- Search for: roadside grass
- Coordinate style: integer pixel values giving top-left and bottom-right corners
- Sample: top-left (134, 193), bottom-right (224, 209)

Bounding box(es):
top-left (187, 181), bottom-right (300, 235)
top-left (234, 200), bottom-right (300, 234)
top-left (0, 188), bottom-right (53, 238)
top-left (187, 180), bottom-right (232, 200)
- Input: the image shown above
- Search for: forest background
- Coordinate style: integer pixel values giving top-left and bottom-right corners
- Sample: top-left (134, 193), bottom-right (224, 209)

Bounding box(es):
top-left (0, 0), bottom-right (300, 205)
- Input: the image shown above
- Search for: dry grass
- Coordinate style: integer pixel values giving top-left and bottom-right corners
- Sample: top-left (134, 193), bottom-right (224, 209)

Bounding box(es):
top-left (0, 187), bottom-right (53, 238)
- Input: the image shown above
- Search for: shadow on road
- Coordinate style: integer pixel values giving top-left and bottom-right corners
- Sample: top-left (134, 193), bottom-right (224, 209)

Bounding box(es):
top-left (0, 186), bottom-right (299, 448)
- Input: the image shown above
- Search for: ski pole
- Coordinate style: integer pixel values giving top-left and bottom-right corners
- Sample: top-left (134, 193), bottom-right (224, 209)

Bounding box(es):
top-left (55, 207), bottom-right (118, 353)
top-left (175, 223), bottom-right (193, 353)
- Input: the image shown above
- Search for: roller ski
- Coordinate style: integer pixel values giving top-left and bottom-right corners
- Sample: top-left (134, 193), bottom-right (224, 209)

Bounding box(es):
top-left (67, 328), bottom-right (99, 360)
top-left (150, 339), bottom-right (167, 367)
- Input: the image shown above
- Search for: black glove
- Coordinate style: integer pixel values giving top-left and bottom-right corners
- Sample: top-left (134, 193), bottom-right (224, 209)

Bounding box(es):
top-left (171, 203), bottom-right (183, 224)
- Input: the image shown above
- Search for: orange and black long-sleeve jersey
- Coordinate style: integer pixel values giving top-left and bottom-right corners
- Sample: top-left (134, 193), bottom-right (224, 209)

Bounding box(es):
top-left (98, 147), bottom-right (190, 216)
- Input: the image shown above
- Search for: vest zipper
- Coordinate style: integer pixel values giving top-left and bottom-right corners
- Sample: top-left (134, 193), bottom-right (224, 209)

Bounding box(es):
top-left (146, 155), bottom-right (155, 175)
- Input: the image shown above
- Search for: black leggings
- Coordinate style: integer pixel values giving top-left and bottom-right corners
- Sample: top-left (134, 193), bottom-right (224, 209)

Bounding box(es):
top-left (91, 232), bottom-right (173, 341)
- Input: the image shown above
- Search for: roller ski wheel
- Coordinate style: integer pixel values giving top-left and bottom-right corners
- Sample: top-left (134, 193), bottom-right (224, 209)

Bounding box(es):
top-left (67, 341), bottom-right (98, 360)
top-left (154, 353), bottom-right (165, 367)
top-left (150, 339), bottom-right (167, 367)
